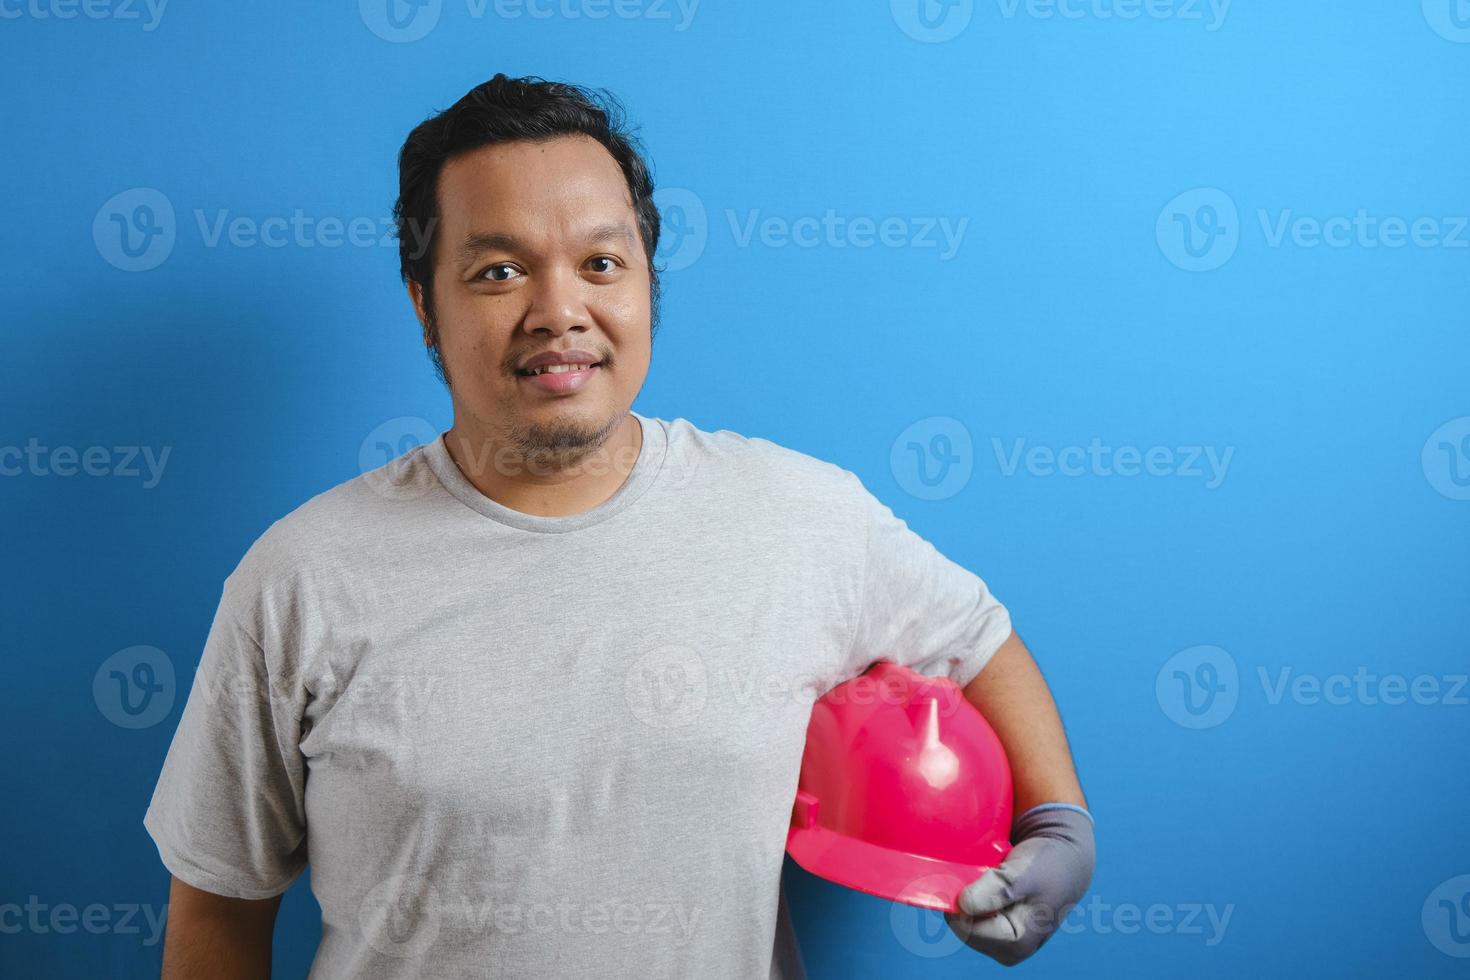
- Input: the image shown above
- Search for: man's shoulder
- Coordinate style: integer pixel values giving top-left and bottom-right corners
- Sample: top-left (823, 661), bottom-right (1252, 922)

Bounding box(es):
top-left (655, 414), bottom-right (868, 503)
top-left (225, 443), bottom-right (441, 599)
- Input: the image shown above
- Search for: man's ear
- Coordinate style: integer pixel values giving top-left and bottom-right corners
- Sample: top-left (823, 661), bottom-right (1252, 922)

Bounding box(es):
top-left (407, 280), bottom-right (432, 346)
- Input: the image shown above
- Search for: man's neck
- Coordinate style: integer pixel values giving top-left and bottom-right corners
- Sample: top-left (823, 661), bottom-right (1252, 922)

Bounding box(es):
top-left (442, 413), bottom-right (644, 518)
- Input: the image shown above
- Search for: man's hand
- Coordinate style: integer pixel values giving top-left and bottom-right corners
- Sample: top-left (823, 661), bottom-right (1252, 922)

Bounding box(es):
top-left (944, 803), bottom-right (1095, 966)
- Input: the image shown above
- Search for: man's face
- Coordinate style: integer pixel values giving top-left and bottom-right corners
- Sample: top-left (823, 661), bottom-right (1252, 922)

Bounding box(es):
top-left (415, 135), bottom-right (652, 462)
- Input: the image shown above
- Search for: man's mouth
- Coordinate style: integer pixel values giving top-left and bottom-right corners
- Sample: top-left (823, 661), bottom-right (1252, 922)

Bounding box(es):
top-left (515, 360), bottom-right (603, 394)
top-left (516, 362), bottom-right (602, 377)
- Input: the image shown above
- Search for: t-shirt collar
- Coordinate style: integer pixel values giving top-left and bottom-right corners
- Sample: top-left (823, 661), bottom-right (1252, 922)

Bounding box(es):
top-left (423, 411), bottom-right (668, 534)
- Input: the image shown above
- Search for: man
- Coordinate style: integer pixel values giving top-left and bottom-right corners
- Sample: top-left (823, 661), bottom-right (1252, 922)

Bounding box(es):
top-left (145, 73), bottom-right (1094, 978)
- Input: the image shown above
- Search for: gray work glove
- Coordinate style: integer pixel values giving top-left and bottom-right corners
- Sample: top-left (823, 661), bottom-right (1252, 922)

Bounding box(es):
top-left (944, 803), bottom-right (1096, 966)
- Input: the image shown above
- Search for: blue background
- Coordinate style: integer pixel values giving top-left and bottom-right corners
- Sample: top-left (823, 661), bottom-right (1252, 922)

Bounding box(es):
top-left (3, 1), bottom-right (1468, 976)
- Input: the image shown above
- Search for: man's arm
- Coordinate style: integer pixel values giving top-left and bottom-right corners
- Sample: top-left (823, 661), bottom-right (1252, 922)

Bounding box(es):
top-left (961, 629), bottom-right (1086, 813)
top-left (946, 627), bottom-right (1095, 966)
top-left (160, 876), bottom-right (282, 979)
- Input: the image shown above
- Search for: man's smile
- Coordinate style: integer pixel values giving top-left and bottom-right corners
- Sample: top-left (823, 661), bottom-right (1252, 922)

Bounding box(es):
top-left (515, 348), bottom-right (605, 394)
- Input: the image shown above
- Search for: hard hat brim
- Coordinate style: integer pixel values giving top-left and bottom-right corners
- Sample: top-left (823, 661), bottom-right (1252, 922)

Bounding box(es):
top-left (786, 820), bottom-right (1011, 913)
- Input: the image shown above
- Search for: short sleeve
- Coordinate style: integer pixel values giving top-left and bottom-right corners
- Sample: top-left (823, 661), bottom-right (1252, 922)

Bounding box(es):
top-left (142, 578), bottom-right (308, 899)
top-left (839, 474), bottom-right (1013, 690)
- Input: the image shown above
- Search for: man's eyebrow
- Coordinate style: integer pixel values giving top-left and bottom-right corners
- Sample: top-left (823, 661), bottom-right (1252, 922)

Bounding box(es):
top-left (455, 222), bottom-right (638, 263)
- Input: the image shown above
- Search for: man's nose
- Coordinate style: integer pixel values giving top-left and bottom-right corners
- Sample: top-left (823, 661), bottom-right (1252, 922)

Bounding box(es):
top-left (523, 266), bottom-right (588, 336)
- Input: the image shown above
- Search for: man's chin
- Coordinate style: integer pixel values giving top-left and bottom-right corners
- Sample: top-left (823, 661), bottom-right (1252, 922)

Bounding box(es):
top-left (512, 404), bottom-right (623, 459)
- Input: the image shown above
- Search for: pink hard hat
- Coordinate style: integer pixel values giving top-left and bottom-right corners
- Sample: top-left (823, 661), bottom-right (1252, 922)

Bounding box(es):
top-left (786, 660), bottom-right (1014, 913)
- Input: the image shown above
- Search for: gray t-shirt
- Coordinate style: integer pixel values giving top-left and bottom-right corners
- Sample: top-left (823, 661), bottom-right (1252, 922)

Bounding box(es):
top-left (143, 412), bottom-right (1012, 979)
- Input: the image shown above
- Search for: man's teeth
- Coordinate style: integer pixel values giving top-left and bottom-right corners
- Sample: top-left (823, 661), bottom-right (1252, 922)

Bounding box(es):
top-left (527, 363), bottom-right (594, 376)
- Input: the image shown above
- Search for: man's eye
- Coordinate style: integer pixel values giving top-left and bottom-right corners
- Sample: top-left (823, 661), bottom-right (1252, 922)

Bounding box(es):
top-left (588, 256), bottom-right (618, 274)
top-left (480, 263), bottom-right (517, 282)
